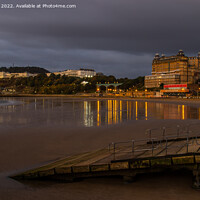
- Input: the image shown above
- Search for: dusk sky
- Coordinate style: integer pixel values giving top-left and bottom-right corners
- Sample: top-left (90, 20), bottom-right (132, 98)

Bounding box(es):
top-left (0, 0), bottom-right (200, 78)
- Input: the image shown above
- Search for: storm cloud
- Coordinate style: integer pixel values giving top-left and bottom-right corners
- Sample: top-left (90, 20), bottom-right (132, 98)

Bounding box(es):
top-left (0, 0), bottom-right (200, 77)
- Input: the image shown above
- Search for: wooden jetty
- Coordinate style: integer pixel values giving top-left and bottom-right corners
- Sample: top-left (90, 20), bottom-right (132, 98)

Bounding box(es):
top-left (11, 124), bottom-right (200, 188)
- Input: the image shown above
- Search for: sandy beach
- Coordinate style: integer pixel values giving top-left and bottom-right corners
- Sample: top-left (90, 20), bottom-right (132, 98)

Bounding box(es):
top-left (0, 98), bottom-right (200, 199)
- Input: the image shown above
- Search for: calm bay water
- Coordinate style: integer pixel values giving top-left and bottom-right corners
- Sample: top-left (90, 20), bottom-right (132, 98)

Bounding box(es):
top-left (0, 97), bottom-right (199, 129)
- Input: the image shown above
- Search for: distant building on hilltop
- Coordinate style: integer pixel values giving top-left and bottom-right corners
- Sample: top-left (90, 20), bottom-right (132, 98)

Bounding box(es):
top-left (48, 68), bottom-right (96, 78)
top-left (145, 50), bottom-right (200, 88)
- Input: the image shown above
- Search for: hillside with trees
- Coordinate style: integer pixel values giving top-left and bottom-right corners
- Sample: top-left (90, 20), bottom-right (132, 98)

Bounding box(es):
top-left (0, 73), bottom-right (144, 94)
top-left (0, 66), bottom-right (49, 74)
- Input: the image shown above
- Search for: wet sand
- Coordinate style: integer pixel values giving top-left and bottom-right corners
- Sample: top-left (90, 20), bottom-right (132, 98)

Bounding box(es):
top-left (3, 93), bottom-right (200, 104)
top-left (0, 118), bottom-right (200, 200)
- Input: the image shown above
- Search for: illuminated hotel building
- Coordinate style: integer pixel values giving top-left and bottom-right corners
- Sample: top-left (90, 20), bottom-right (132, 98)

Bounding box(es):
top-left (47, 68), bottom-right (96, 78)
top-left (145, 50), bottom-right (200, 88)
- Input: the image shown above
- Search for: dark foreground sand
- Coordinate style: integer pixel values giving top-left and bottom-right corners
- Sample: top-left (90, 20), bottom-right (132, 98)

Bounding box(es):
top-left (0, 119), bottom-right (200, 200)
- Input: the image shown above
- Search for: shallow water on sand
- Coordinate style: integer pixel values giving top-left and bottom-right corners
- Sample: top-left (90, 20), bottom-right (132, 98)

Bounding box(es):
top-left (0, 97), bottom-right (199, 130)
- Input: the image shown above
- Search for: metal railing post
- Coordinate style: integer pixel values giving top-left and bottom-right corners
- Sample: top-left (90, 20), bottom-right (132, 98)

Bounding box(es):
top-left (162, 127), bottom-right (166, 140)
top-left (149, 129), bottom-right (152, 141)
top-left (177, 125), bottom-right (180, 137)
top-left (196, 133), bottom-right (199, 145)
top-left (113, 142), bottom-right (116, 160)
top-left (187, 134), bottom-right (189, 153)
top-left (152, 139), bottom-right (154, 156)
top-left (132, 140), bottom-right (135, 155)
top-left (165, 137), bottom-right (168, 155)
top-left (186, 124), bottom-right (189, 136)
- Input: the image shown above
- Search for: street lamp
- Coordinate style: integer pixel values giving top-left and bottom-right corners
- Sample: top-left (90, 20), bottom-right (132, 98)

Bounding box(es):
top-left (145, 89), bottom-right (147, 98)
top-left (135, 89), bottom-right (138, 98)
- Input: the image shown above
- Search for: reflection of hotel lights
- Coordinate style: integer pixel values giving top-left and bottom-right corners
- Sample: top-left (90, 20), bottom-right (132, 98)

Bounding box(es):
top-left (97, 100), bottom-right (100, 126)
top-left (199, 108), bottom-right (200, 120)
top-left (108, 100), bottom-right (113, 124)
top-left (145, 102), bottom-right (148, 120)
top-left (43, 98), bottom-right (45, 110)
top-left (113, 100), bottom-right (115, 124)
top-left (52, 99), bottom-right (54, 109)
top-left (35, 98), bottom-right (37, 110)
top-left (127, 101), bottom-right (129, 120)
top-left (114, 100), bottom-right (117, 124)
top-left (120, 100), bottom-right (122, 122)
top-left (136, 101), bottom-right (138, 120)
top-left (116, 100), bottom-right (119, 123)
top-left (182, 105), bottom-right (185, 120)
top-left (84, 101), bottom-right (93, 127)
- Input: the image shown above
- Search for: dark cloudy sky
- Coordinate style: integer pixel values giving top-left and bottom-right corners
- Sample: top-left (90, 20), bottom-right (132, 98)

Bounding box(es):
top-left (0, 0), bottom-right (200, 78)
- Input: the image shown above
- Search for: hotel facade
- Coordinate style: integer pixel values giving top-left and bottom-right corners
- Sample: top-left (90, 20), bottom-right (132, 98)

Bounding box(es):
top-left (145, 50), bottom-right (200, 88)
top-left (48, 68), bottom-right (96, 78)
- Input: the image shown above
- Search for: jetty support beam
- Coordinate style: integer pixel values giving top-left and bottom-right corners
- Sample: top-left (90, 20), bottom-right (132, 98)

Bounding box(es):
top-left (193, 166), bottom-right (200, 189)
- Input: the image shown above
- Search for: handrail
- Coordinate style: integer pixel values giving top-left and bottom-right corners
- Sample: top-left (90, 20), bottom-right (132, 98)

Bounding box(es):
top-left (108, 124), bottom-right (200, 160)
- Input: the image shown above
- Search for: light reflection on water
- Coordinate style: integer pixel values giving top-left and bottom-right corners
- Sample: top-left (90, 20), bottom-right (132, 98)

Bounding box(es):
top-left (0, 97), bottom-right (199, 128)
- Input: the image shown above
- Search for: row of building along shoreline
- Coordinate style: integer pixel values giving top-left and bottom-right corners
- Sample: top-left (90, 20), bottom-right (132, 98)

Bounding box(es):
top-left (1, 50), bottom-right (200, 97)
top-left (0, 68), bottom-right (96, 79)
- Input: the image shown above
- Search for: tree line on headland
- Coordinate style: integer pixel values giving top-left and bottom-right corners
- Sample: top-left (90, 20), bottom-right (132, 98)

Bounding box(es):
top-left (0, 66), bottom-right (49, 74)
top-left (0, 67), bottom-right (144, 94)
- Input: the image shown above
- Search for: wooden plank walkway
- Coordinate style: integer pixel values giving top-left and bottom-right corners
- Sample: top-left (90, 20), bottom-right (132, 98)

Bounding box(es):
top-left (11, 136), bottom-right (200, 182)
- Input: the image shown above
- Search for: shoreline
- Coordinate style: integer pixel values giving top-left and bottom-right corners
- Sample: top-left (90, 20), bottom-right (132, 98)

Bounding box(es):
top-left (1, 94), bottom-right (200, 106)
